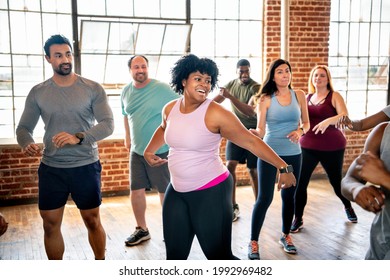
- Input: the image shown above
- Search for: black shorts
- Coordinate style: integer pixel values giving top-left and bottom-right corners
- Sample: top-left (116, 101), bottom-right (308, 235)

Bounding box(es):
top-left (225, 140), bottom-right (258, 169)
top-left (38, 161), bottom-right (102, 210)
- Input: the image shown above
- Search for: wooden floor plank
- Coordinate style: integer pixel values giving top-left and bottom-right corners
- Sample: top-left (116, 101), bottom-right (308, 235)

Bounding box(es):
top-left (0, 179), bottom-right (372, 260)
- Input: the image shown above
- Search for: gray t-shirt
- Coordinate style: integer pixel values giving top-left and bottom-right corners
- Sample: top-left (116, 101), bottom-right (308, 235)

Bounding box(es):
top-left (382, 105), bottom-right (390, 117)
top-left (16, 75), bottom-right (114, 168)
top-left (365, 122), bottom-right (390, 259)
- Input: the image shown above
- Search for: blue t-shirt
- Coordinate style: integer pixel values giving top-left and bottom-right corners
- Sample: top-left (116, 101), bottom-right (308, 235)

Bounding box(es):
top-left (263, 89), bottom-right (302, 156)
top-left (121, 79), bottom-right (178, 155)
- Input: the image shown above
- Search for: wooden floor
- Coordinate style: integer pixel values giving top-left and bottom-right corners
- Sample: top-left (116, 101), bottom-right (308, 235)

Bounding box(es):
top-left (0, 179), bottom-right (373, 260)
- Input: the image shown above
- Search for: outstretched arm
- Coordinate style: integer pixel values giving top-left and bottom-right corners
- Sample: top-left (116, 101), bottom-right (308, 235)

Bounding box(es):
top-left (337, 109), bottom-right (389, 131)
top-left (208, 102), bottom-right (296, 190)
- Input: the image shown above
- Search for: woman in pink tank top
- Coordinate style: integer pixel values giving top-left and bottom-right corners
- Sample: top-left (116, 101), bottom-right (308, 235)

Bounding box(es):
top-left (144, 54), bottom-right (296, 260)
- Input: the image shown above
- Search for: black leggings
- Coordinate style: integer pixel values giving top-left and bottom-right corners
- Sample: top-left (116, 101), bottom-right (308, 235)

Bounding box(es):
top-left (250, 154), bottom-right (302, 240)
top-left (162, 174), bottom-right (238, 260)
top-left (294, 148), bottom-right (351, 219)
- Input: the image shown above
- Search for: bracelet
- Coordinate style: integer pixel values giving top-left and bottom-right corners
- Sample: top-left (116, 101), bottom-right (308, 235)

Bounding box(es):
top-left (299, 127), bottom-right (305, 135)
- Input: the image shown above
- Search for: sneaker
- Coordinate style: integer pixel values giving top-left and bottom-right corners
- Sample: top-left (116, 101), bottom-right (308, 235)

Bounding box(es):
top-left (290, 218), bottom-right (303, 233)
top-left (232, 204), bottom-right (240, 222)
top-left (279, 234), bottom-right (297, 254)
top-left (248, 240), bottom-right (260, 260)
top-left (345, 207), bottom-right (358, 223)
top-left (125, 227), bottom-right (151, 246)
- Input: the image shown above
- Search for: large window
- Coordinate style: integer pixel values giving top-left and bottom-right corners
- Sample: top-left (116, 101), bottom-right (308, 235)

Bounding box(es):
top-left (329, 0), bottom-right (389, 118)
top-left (0, 0), bottom-right (263, 141)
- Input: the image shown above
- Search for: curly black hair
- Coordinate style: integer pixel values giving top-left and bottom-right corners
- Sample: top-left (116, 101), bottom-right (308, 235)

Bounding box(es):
top-left (170, 54), bottom-right (219, 94)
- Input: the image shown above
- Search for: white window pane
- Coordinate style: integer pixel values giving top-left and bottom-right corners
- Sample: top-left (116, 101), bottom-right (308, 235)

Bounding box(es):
top-left (367, 91), bottom-right (387, 115)
top-left (379, 23), bottom-right (389, 56)
top-left (108, 23), bottom-right (137, 54)
top-left (346, 91), bottom-right (367, 119)
top-left (161, 0), bottom-right (186, 19)
top-left (216, 21), bottom-right (238, 56)
top-left (191, 20), bottom-right (215, 56)
top-left (382, 1), bottom-right (390, 21)
top-left (134, 0), bottom-right (160, 18)
top-left (338, 23), bottom-right (349, 57)
top-left (42, 14), bottom-right (73, 42)
top-left (239, 21), bottom-right (262, 57)
top-left (161, 25), bottom-right (191, 54)
top-left (330, 0), bottom-right (340, 21)
top-left (155, 55), bottom-right (181, 83)
top-left (216, 0), bottom-right (238, 19)
top-left (191, 0), bottom-right (214, 18)
top-left (240, 0), bottom-right (263, 20)
top-left (41, 0), bottom-right (71, 13)
top-left (80, 22), bottom-right (110, 53)
top-left (78, 0), bottom-right (106, 15)
top-left (81, 55), bottom-right (107, 82)
top-left (359, 23), bottom-right (369, 56)
top-left (348, 23), bottom-right (359, 56)
top-left (104, 55), bottom-right (131, 84)
top-left (10, 12), bottom-right (42, 54)
top-left (0, 97), bottom-right (12, 109)
top-left (9, 0), bottom-right (40, 11)
top-left (0, 12), bottom-right (10, 52)
top-left (106, 0), bottom-right (134, 16)
top-left (135, 24), bottom-right (164, 54)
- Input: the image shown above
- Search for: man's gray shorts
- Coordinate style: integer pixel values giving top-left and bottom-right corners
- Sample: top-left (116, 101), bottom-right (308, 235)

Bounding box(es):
top-left (130, 151), bottom-right (170, 193)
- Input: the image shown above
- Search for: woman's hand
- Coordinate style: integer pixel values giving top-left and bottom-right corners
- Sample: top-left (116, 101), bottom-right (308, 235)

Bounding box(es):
top-left (312, 119), bottom-right (331, 134)
top-left (287, 129), bottom-right (303, 143)
top-left (277, 173), bottom-right (296, 191)
top-left (144, 151), bottom-right (168, 167)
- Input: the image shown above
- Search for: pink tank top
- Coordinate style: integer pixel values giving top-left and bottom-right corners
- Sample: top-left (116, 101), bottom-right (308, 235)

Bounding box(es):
top-left (165, 97), bottom-right (228, 192)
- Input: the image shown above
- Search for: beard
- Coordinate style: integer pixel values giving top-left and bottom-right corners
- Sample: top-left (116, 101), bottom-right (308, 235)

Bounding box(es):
top-left (54, 63), bottom-right (72, 76)
top-left (133, 72), bottom-right (148, 83)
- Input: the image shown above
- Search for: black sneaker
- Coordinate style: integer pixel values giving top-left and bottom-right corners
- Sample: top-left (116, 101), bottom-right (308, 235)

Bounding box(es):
top-left (248, 240), bottom-right (260, 260)
top-left (279, 234), bottom-right (297, 254)
top-left (345, 207), bottom-right (358, 223)
top-left (125, 227), bottom-right (151, 246)
top-left (290, 218), bottom-right (303, 233)
top-left (232, 204), bottom-right (240, 222)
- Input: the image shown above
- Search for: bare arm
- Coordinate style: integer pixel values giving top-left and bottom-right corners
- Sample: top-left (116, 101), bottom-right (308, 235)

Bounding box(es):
top-left (312, 91), bottom-right (347, 134)
top-left (337, 110), bottom-right (389, 131)
top-left (214, 87), bottom-right (256, 117)
top-left (143, 101), bottom-right (175, 167)
top-left (207, 102), bottom-right (296, 190)
top-left (341, 122), bottom-right (388, 213)
top-left (123, 116), bottom-right (131, 150)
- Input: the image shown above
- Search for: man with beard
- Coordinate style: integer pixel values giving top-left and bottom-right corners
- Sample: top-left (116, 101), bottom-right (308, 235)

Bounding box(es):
top-left (121, 55), bottom-right (178, 246)
top-left (16, 34), bottom-right (114, 260)
top-left (213, 59), bottom-right (260, 222)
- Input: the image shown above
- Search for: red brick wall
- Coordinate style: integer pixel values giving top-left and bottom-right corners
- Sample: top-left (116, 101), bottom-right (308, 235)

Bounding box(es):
top-left (0, 0), bottom-right (371, 203)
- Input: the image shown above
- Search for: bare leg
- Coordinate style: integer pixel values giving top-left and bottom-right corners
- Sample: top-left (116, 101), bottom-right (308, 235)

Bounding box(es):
top-left (131, 189), bottom-right (147, 229)
top-left (40, 207), bottom-right (65, 260)
top-left (80, 207), bottom-right (106, 260)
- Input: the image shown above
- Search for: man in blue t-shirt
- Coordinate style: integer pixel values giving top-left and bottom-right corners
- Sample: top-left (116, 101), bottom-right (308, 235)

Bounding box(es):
top-left (121, 55), bottom-right (178, 246)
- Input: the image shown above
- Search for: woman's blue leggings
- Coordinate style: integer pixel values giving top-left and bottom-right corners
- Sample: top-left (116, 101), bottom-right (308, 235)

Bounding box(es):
top-left (250, 154), bottom-right (302, 241)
